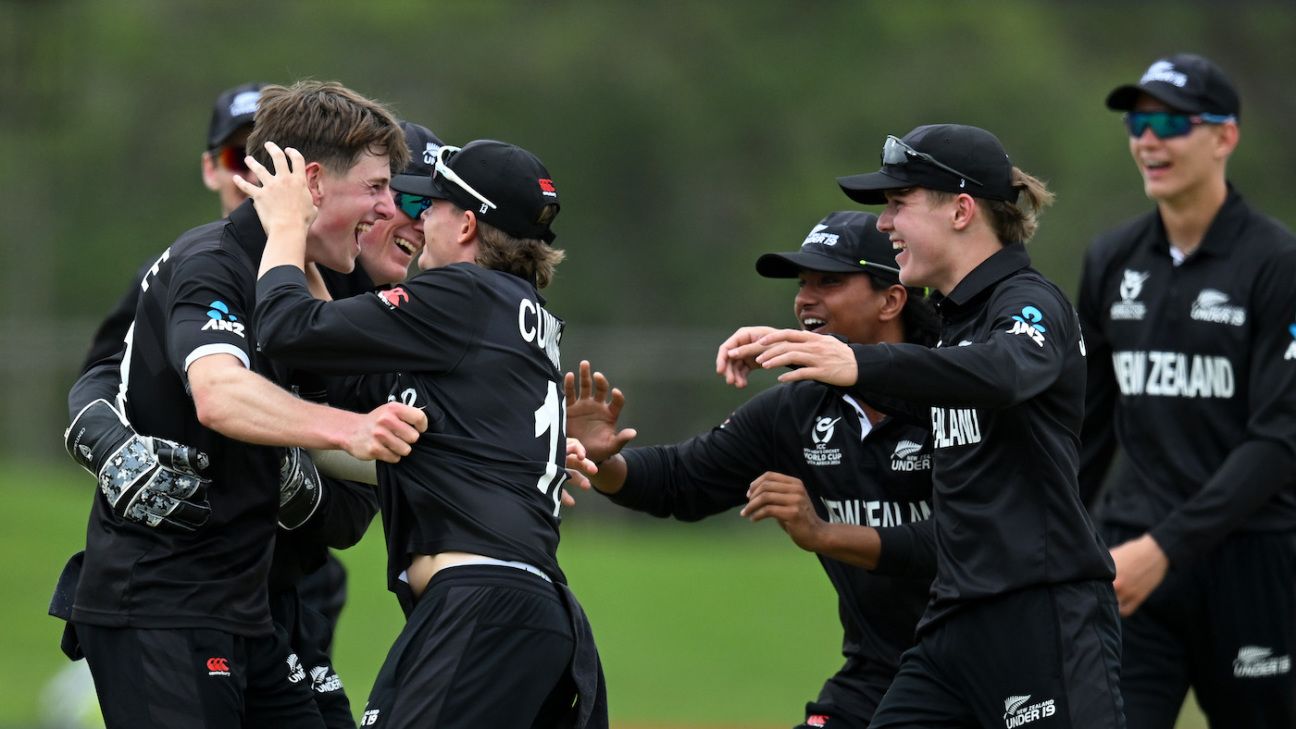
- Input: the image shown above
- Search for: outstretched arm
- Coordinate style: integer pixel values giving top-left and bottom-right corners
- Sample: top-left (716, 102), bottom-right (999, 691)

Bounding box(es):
top-left (741, 472), bottom-right (882, 569)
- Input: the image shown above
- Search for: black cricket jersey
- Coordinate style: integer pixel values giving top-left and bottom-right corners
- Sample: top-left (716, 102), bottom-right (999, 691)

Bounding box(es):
top-left (255, 261), bottom-right (571, 592)
top-left (844, 243), bottom-right (1114, 632)
top-left (1078, 185), bottom-right (1296, 564)
top-left (611, 380), bottom-right (934, 675)
top-left (67, 201), bottom-right (282, 636)
top-left (79, 261), bottom-right (151, 373)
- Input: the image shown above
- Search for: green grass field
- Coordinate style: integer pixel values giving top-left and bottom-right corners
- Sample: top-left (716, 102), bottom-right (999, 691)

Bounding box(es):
top-left (1, 459), bottom-right (1206, 728)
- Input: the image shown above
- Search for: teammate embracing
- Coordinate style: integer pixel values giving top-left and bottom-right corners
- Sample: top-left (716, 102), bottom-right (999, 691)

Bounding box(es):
top-left (241, 138), bottom-right (605, 729)
top-left (1079, 53), bottom-right (1296, 727)
top-left (720, 125), bottom-right (1124, 728)
top-left (567, 210), bottom-right (939, 729)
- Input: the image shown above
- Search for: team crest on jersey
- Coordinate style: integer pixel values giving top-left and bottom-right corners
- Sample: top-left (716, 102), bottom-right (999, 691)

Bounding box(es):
top-left (803, 415), bottom-right (843, 466)
top-left (200, 300), bottom-right (245, 337)
top-left (890, 439), bottom-right (931, 472)
top-left (1190, 289), bottom-right (1246, 326)
top-left (1003, 694), bottom-right (1056, 727)
top-left (1111, 269), bottom-right (1149, 321)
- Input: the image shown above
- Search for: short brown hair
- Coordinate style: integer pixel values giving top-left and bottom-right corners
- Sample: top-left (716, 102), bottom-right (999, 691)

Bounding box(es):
top-left (474, 219), bottom-right (566, 289)
top-left (247, 80), bottom-right (407, 176)
top-left (927, 166), bottom-right (1055, 244)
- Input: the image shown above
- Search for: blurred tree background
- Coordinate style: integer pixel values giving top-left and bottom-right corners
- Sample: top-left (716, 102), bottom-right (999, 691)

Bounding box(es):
top-left (3, 0), bottom-right (1296, 461)
top-left (2, 2), bottom-right (1292, 727)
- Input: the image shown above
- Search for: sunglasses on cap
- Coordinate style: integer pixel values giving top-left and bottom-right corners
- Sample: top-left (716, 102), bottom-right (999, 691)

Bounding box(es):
top-left (1123, 111), bottom-right (1236, 140)
top-left (882, 135), bottom-right (984, 187)
top-left (432, 145), bottom-right (497, 212)
top-left (215, 145), bottom-right (250, 174)
top-left (394, 192), bottom-right (433, 220)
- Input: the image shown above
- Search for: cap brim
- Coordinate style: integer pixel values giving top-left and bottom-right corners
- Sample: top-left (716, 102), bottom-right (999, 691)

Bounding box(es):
top-left (837, 170), bottom-right (916, 205)
top-left (755, 251), bottom-right (865, 279)
top-left (391, 173), bottom-right (435, 196)
top-left (1105, 83), bottom-right (1195, 113)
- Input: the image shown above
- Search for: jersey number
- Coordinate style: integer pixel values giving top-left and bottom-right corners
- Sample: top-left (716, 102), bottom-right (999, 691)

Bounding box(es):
top-left (533, 381), bottom-right (567, 517)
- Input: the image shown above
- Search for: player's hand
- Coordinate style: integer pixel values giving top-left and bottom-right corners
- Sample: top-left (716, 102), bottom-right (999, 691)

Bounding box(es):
top-left (1110, 533), bottom-right (1169, 616)
top-left (344, 402), bottom-right (427, 463)
top-left (233, 142), bottom-right (318, 235)
top-left (65, 399), bottom-right (212, 533)
top-left (277, 446), bottom-right (323, 530)
top-left (739, 329), bottom-right (859, 387)
top-left (563, 360), bottom-right (637, 464)
top-left (715, 326), bottom-right (778, 388)
top-left (740, 472), bottom-right (826, 553)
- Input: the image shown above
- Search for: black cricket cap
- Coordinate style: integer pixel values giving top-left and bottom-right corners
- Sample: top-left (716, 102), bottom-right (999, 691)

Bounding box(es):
top-left (404, 139), bottom-right (560, 243)
top-left (207, 82), bottom-right (266, 149)
top-left (390, 121), bottom-right (445, 195)
top-left (1106, 53), bottom-right (1240, 119)
top-left (838, 124), bottom-right (1017, 205)
top-left (756, 211), bottom-right (900, 284)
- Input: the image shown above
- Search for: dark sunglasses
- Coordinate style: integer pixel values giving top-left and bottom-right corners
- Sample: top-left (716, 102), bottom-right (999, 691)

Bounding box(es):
top-left (394, 192), bottom-right (433, 220)
top-left (1124, 111), bottom-right (1236, 140)
top-left (882, 135), bottom-right (983, 187)
top-left (215, 145), bottom-right (250, 174)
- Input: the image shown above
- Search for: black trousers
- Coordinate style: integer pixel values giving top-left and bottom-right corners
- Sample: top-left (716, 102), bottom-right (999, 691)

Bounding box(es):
top-left (1104, 526), bottom-right (1296, 729)
top-left (795, 653), bottom-right (899, 729)
top-left (271, 587), bottom-right (355, 729)
top-left (75, 621), bottom-right (323, 729)
top-left (362, 565), bottom-right (591, 729)
top-left (870, 581), bottom-right (1125, 729)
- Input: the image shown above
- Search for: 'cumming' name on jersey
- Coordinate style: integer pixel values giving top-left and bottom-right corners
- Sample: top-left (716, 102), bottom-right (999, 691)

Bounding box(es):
top-left (518, 298), bottom-right (562, 370)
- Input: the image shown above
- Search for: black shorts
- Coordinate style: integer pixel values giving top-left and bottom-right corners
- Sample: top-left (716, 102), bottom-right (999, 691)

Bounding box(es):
top-left (361, 565), bottom-right (580, 729)
top-left (295, 552), bottom-right (348, 654)
top-left (271, 587), bottom-right (353, 729)
top-left (870, 581), bottom-right (1124, 729)
top-left (1103, 526), bottom-right (1296, 729)
top-left (796, 654), bottom-right (898, 729)
top-left (74, 622), bottom-right (322, 729)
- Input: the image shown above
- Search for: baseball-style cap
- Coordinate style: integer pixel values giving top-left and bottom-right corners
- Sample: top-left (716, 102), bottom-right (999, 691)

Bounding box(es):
top-left (390, 121), bottom-right (445, 195)
top-left (838, 124), bottom-right (1017, 205)
top-left (207, 82), bottom-right (266, 149)
top-left (756, 211), bottom-right (900, 284)
top-left (1105, 53), bottom-right (1240, 119)
top-left (401, 139), bottom-right (560, 243)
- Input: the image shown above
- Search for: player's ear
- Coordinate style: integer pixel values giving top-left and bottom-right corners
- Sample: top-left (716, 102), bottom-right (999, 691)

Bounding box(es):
top-left (878, 284), bottom-right (907, 322)
top-left (458, 208), bottom-right (478, 244)
top-left (201, 151), bottom-right (220, 192)
top-left (950, 193), bottom-right (978, 231)
top-left (304, 162), bottom-right (325, 205)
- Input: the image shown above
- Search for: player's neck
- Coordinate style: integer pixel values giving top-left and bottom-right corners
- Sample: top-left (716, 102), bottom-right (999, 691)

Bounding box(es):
top-left (1157, 177), bottom-right (1227, 257)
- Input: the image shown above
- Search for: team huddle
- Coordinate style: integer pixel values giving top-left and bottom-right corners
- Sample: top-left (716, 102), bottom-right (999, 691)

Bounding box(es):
top-left (51, 52), bottom-right (1296, 729)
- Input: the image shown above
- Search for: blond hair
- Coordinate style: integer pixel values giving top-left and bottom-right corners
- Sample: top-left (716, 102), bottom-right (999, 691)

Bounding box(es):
top-left (475, 221), bottom-right (566, 289)
top-left (927, 167), bottom-right (1055, 243)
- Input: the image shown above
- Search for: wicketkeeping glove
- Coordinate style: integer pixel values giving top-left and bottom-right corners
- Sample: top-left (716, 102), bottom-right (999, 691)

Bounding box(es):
top-left (64, 399), bottom-right (212, 532)
top-left (278, 446), bottom-right (323, 530)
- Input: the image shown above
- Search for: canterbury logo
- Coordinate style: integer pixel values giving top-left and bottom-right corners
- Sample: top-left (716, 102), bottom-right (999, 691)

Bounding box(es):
top-left (206, 657), bottom-right (231, 675)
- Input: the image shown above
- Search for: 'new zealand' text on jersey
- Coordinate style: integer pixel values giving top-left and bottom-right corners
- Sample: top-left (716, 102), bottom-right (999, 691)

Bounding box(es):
top-left (610, 381), bottom-right (934, 678)
top-left (68, 202), bottom-right (281, 636)
top-left (255, 262), bottom-right (569, 592)
top-left (1078, 186), bottom-right (1296, 563)
top-left (846, 244), bottom-right (1114, 632)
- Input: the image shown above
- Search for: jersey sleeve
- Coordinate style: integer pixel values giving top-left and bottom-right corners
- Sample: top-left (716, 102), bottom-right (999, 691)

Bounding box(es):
top-left (848, 283), bottom-right (1077, 410)
top-left (874, 519), bottom-right (936, 578)
top-left (609, 388), bottom-right (784, 521)
top-left (255, 265), bottom-right (477, 375)
top-left (1076, 243), bottom-right (1120, 508)
top-left (1149, 246), bottom-right (1296, 564)
top-left (166, 249), bottom-right (257, 377)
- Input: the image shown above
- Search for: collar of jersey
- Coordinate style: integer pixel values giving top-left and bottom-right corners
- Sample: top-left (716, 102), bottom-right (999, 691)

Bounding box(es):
top-left (942, 242), bottom-right (1032, 308)
top-left (227, 198), bottom-right (270, 264)
top-left (1150, 182), bottom-right (1246, 262)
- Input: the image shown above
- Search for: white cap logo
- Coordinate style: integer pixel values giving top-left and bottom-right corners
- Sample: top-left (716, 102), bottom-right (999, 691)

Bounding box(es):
top-left (422, 142), bottom-right (442, 165)
top-left (1141, 60), bottom-right (1188, 88)
top-left (228, 90), bottom-right (261, 118)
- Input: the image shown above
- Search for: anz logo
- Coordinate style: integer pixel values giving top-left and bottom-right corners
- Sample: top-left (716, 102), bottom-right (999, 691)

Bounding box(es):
top-left (1286, 324), bottom-right (1296, 361)
top-left (201, 300), bottom-right (245, 338)
top-left (1007, 305), bottom-right (1047, 347)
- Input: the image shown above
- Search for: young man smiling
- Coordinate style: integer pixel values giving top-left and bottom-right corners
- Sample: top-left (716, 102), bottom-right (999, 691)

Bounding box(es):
top-left (1078, 53), bottom-right (1296, 728)
top-left (719, 125), bottom-right (1123, 728)
top-left (58, 80), bottom-right (426, 729)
